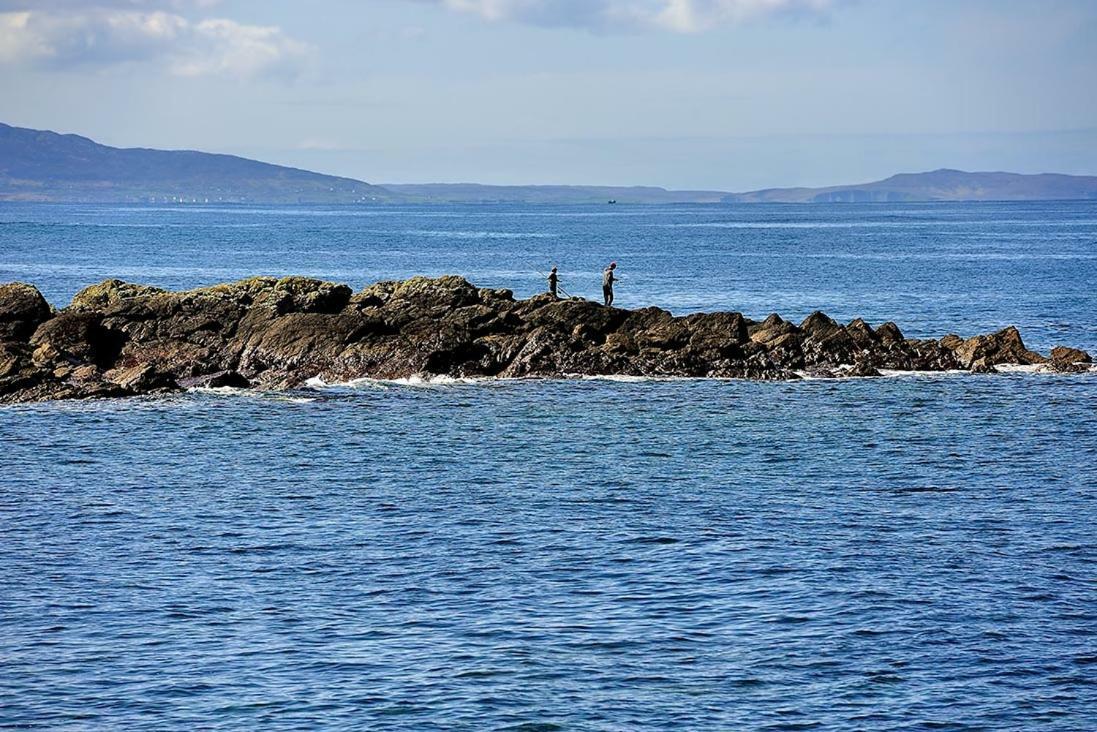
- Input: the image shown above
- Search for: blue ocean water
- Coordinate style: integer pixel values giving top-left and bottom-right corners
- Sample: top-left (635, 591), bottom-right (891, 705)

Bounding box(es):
top-left (2, 202), bottom-right (1096, 730)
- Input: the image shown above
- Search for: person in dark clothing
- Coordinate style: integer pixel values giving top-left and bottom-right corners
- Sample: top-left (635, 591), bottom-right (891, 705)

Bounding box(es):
top-left (602, 262), bottom-right (617, 306)
top-left (548, 266), bottom-right (559, 299)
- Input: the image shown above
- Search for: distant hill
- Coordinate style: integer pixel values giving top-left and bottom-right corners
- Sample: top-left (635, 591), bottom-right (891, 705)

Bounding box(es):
top-left (383, 183), bottom-right (728, 204)
top-left (391, 171), bottom-right (1097, 204)
top-left (4, 123), bottom-right (1097, 204)
top-left (725, 169), bottom-right (1097, 203)
top-left (0, 122), bottom-right (397, 203)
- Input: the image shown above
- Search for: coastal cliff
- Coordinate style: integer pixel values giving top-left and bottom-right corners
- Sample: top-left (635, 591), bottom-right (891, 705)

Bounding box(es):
top-left (0, 276), bottom-right (1091, 403)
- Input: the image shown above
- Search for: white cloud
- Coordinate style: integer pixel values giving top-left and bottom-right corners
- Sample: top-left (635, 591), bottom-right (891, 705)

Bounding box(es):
top-left (0, 1), bottom-right (222, 10)
top-left (425, 0), bottom-right (837, 32)
top-left (171, 18), bottom-right (310, 78)
top-left (0, 4), bottom-right (309, 78)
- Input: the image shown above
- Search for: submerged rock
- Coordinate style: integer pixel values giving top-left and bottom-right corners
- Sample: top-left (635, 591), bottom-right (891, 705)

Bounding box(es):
top-left (0, 275), bottom-right (1087, 403)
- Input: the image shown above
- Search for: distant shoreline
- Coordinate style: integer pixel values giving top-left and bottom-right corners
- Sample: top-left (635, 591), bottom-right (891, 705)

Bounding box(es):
top-left (4, 122), bottom-right (1097, 205)
top-left (4, 198), bottom-right (1097, 207)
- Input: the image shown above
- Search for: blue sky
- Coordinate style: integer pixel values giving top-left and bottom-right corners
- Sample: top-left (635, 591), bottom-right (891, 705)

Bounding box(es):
top-left (2, 0), bottom-right (1096, 189)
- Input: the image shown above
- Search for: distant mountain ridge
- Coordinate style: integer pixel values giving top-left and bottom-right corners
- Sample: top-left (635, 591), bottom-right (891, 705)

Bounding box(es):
top-left (3, 122), bottom-right (1097, 204)
top-left (382, 183), bottom-right (729, 204)
top-left (0, 122), bottom-right (396, 203)
top-left (725, 169), bottom-right (1097, 203)
top-left (384, 171), bottom-right (1097, 203)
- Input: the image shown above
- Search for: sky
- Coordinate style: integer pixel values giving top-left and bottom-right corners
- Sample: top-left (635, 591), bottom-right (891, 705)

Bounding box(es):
top-left (1, 0), bottom-right (1096, 190)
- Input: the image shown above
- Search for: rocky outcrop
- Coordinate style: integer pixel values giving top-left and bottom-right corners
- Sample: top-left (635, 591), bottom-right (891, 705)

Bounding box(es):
top-left (939, 326), bottom-right (1048, 371)
top-left (1048, 345), bottom-right (1093, 373)
top-left (0, 275), bottom-right (1091, 403)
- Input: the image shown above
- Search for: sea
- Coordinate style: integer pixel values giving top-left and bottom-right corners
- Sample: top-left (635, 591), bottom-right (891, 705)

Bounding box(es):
top-left (2, 201), bottom-right (1095, 730)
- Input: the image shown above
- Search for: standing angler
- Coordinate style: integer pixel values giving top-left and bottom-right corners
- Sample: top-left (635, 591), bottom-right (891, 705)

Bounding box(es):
top-left (548, 266), bottom-right (559, 299)
top-left (602, 261), bottom-right (617, 306)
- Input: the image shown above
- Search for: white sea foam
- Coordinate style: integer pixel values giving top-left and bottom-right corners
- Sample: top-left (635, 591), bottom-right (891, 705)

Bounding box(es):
top-left (994, 364), bottom-right (1045, 374)
top-left (187, 385), bottom-right (251, 395)
top-left (306, 373), bottom-right (490, 390)
top-left (303, 365), bottom-right (1094, 390)
top-left (576, 374), bottom-right (696, 383)
top-left (998, 363), bottom-right (1097, 375)
top-left (187, 385), bottom-right (316, 403)
top-left (876, 369), bottom-right (969, 378)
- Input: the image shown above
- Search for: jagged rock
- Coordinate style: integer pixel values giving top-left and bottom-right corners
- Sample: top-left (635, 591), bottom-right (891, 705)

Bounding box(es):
top-left (178, 370), bottom-right (251, 389)
top-left (943, 326), bottom-right (1046, 370)
top-left (622, 307), bottom-right (690, 351)
top-left (940, 334), bottom-right (963, 351)
top-left (749, 314), bottom-right (797, 346)
top-left (876, 322), bottom-right (904, 344)
top-left (0, 345), bottom-right (23, 378)
top-left (1048, 346), bottom-right (1092, 373)
top-left (0, 283), bottom-right (52, 341)
top-left (683, 311), bottom-right (749, 352)
top-left (1051, 346), bottom-right (1091, 364)
top-left (803, 329), bottom-right (858, 366)
top-left (848, 360), bottom-right (882, 377)
top-left (30, 312), bottom-right (125, 367)
top-left (846, 319), bottom-right (878, 350)
top-left (800, 311), bottom-right (843, 340)
top-left (0, 275), bottom-right (1085, 403)
top-left (765, 333), bottom-right (805, 369)
top-left (104, 364), bottom-right (179, 393)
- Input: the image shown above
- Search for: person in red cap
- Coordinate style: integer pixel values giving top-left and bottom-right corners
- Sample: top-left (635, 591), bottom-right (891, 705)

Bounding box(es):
top-left (602, 261), bottom-right (617, 306)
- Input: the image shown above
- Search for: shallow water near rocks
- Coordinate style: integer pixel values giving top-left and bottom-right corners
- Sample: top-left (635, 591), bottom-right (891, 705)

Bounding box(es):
top-left (2, 202), bottom-right (1096, 730)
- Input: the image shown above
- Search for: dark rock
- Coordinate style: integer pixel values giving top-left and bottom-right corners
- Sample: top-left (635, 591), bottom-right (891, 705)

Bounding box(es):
top-left (1048, 361), bottom-right (1090, 374)
top-left (802, 365), bottom-right (840, 379)
top-left (30, 312), bottom-right (125, 368)
top-left (799, 311), bottom-right (843, 340)
top-left (178, 370), bottom-right (251, 388)
top-left (846, 318), bottom-right (878, 350)
top-left (847, 360), bottom-right (882, 377)
top-left (0, 283), bottom-right (52, 341)
top-left (622, 307), bottom-right (690, 351)
top-left (683, 311), bottom-right (749, 352)
top-left (749, 314), bottom-right (797, 347)
top-left (803, 328), bottom-right (858, 365)
top-left (875, 322), bottom-right (904, 344)
top-left (1050, 346), bottom-right (1091, 364)
top-left (765, 332), bottom-right (805, 369)
top-left (0, 341), bottom-right (30, 378)
top-left (264, 277), bottom-right (352, 315)
top-left (1048, 346), bottom-right (1092, 373)
top-left (944, 326), bottom-right (1047, 369)
top-left (940, 334), bottom-right (963, 351)
top-left (0, 274), bottom-right (1087, 403)
top-left (104, 364), bottom-right (179, 393)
